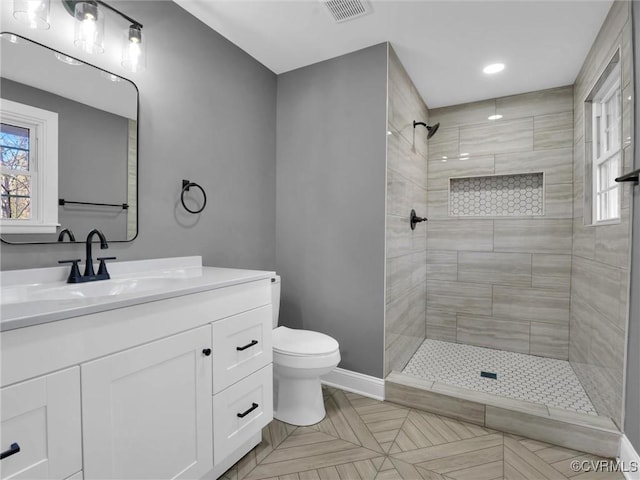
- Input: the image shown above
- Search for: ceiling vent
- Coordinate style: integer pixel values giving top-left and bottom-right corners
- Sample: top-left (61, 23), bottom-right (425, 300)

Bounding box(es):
top-left (322, 0), bottom-right (371, 23)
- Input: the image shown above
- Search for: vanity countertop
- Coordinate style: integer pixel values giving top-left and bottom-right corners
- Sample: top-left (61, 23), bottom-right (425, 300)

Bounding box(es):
top-left (0, 256), bottom-right (274, 332)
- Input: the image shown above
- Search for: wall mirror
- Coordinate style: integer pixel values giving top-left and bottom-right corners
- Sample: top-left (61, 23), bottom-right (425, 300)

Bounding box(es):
top-left (0, 33), bottom-right (138, 244)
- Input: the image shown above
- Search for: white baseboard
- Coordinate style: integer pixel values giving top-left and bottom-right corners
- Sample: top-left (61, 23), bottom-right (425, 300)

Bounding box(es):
top-left (321, 367), bottom-right (385, 400)
top-left (620, 434), bottom-right (640, 480)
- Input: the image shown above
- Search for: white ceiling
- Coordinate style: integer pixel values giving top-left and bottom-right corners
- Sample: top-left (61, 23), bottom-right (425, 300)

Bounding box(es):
top-left (174, 0), bottom-right (614, 108)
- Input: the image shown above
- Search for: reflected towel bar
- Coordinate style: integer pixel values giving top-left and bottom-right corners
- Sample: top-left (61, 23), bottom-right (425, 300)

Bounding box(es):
top-left (59, 199), bottom-right (129, 210)
top-left (615, 168), bottom-right (639, 185)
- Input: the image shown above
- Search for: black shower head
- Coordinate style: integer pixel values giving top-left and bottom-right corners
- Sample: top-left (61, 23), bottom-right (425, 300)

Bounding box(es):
top-left (413, 120), bottom-right (440, 139)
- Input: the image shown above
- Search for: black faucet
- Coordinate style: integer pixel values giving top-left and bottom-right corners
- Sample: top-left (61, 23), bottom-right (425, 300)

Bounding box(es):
top-left (84, 229), bottom-right (109, 277)
top-left (59, 229), bottom-right (116, 283)
top-left (57, 228), bottom-right (76, 242)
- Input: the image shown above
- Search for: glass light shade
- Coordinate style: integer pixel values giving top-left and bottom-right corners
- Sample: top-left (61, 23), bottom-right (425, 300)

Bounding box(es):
top-left (13, 0), bottom-right (50, 30)
top-left (54, 52), bottom-right (83, 66)
top-left (73, 1), bottom-right (104, 54)
top-left (122, 26), bottom-right (146, 73)
top-left (1, 33), bottom-right (21, 44)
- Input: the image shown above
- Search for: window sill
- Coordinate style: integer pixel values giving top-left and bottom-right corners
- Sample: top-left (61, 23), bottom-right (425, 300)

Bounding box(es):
top-left (0, 223), bottom-right (59, 234)
top-left (588, 218), bottom-right (622, 227)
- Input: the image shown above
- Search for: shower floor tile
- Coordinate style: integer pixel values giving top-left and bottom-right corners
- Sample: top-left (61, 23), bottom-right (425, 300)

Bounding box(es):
top-left (402, 339), bottom-right (597, 415)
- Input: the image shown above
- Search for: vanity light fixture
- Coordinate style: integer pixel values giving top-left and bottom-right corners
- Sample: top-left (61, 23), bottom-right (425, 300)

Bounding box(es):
top-left (483, 63), bottom-right (505, 74)
top-left (101, 71), bottom-right (122, 82)
top-left (488, 114), bottom-right (503, 120)
top-left (72, 0), bottom-right (104, 54)
top-left (60, 0), bottom-right (146, 72)
top-left (1, 33), bottom-right (22, 43)
top-left (54, 52), bottom-right (84, 65)
top-left (12, 0), bottom-right (50, 30)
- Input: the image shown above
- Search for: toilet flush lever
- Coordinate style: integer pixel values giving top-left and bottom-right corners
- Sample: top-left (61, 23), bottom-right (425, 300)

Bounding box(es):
top-left (410, 209), bottom-right (427, 230)
top-left (237, 340), bottom-right (258, 351)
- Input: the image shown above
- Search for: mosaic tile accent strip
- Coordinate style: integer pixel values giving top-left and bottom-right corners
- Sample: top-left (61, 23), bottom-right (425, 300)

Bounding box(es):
top-left (402, 339), bottom-right (597, 415)
top-left (449, 172), bottom-right (543, 217)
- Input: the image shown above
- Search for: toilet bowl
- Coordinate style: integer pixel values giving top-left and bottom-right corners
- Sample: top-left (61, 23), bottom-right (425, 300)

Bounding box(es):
top-left (271, 276), bottom-right (341, 426)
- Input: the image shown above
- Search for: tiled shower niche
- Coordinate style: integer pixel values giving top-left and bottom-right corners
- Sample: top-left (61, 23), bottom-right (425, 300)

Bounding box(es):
top-left (449, 172), bottom-right (544, 217)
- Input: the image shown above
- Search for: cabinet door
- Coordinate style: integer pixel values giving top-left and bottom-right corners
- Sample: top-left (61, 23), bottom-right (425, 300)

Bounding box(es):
top-left (0, 367), bottom-right (81, 480)
top-left (81, 326), bottom-right (213, 480)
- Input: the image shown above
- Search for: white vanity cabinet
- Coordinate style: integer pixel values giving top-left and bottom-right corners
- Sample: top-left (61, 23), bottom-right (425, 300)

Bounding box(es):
top-left (1, 269), bottom-right (274, 480)
top-left (0, 367), bottom-right (82, 480)
top-left (81, 326), bottom-right (213, 480)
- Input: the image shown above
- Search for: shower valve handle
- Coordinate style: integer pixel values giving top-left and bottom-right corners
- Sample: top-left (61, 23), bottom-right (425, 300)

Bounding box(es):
top-left (410, 209), bottom-right (427, 230)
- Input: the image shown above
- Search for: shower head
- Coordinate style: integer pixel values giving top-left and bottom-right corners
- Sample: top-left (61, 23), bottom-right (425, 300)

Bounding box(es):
top-left (413, 121), bottom-right (440, 139)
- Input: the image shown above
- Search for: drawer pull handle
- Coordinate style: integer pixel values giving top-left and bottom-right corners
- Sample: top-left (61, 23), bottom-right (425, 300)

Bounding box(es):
top-left (237, 403), bottom-right (259, 418)
top-left (236, 340), bottom-right (258, 351)
top-left (0, 443), bottom-right (20, 460)
top-left (202, 348), bottom-right (212, 356)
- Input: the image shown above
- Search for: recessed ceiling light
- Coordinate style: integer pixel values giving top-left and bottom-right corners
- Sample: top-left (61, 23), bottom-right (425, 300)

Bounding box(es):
top-left (483, 63), bottom-right (505, 74)
top-left (488, 114), bottom-right (503, 120)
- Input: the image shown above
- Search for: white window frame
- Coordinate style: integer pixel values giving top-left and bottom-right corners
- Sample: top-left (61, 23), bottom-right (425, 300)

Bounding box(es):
top-left (0, 99), bottom-right (58, 234)
top-left (591, 64), bottom-right (621, 225)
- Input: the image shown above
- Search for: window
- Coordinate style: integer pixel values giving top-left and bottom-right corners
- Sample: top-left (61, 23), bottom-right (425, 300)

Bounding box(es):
top-left (591, 64), bottom-right (621, 224)
top-left (0, 99), bottom-right (58, 234)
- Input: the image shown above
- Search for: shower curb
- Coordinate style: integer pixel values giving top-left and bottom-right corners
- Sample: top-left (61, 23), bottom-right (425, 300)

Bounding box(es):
top-left (385, 371), bottom-right (621, 458)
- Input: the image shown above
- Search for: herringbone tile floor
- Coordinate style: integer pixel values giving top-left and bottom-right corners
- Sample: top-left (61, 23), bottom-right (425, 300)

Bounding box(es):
top-left (220, 387), bottom-right (624, 480)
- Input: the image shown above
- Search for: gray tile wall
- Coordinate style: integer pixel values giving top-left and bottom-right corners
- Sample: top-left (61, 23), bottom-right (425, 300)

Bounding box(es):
top-left (570, 0), bottom-right (633, 428)
top-left (426, 85), bottom-right (574, 360)
top-left (385, 46), bottom-right (429, 376)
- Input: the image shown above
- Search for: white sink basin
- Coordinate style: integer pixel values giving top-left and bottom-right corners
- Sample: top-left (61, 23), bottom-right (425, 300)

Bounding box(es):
top-left (1, 277), bottom-right (179, 305)
top-left (0, 256), bottom-right (275, 331)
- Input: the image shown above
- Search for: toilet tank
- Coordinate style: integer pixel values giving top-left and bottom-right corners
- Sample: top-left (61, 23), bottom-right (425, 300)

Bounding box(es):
top-left (271, 275), bottom-right (281, 329)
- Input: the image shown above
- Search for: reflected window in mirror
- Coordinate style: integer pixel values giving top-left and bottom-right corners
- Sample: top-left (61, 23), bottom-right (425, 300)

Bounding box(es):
top-left (1, 99), bottom-right (58, 234)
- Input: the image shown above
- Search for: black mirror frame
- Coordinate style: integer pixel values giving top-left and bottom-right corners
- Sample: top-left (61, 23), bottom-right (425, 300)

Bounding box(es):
top-left (0, 32), bottom-right (140, 245)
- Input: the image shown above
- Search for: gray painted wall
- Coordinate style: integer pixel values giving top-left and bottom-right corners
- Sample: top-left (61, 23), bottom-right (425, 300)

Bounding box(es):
top-left (276, 44), bottom-right (388, 378)
top-left (0, 0), bottom-right (277, 271)
top-left (1, 78), bottom-right (129, 242)
top-left (626, 0), bottom-right (640, 453)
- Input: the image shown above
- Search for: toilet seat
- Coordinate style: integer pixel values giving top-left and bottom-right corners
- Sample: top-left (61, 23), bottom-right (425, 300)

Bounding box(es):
top-left (273, 326), bottom-right (339, 356)
top-left (273, 348), bottom-right (341, 369)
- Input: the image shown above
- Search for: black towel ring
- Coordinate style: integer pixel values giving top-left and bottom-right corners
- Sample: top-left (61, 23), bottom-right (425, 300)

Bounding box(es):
top-left (181, 179), bottom-right (207, 214)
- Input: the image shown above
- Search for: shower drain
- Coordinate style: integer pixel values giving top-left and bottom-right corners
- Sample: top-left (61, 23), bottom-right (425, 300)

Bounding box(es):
top-left (480, 371), bottom-right (498, 379)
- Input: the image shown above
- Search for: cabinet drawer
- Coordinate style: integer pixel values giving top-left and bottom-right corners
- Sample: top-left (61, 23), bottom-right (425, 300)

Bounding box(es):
top-left (213, 364), bottom-right (273, 467)
top-left (212, 305), bottom-right (272, 393)
top-left (1, 367), bottom-right (81, 480)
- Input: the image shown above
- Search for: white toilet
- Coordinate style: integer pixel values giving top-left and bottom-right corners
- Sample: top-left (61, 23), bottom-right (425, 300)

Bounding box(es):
top-left (271, 276), bottom-right (341, 426)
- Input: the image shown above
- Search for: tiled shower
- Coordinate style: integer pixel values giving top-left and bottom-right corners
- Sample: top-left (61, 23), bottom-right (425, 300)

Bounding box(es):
top-left (385, 0), bottom-right (634, 430)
